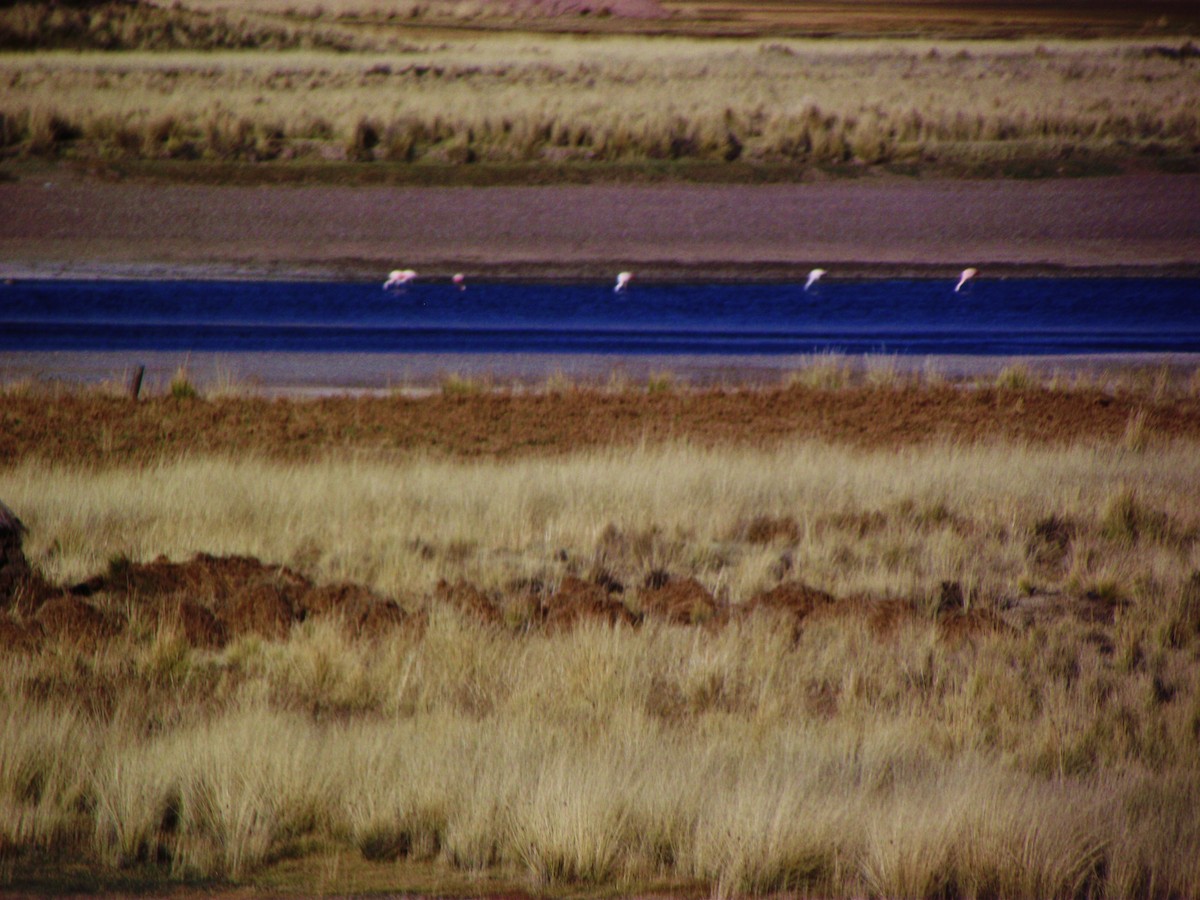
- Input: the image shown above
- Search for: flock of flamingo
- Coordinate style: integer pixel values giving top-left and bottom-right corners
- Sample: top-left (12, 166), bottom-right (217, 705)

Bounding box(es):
top-left (383, 267), bottom-right (979, 292)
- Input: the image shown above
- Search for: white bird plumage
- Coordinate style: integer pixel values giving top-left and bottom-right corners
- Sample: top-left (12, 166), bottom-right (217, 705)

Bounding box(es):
top-left (954, 267), bottom-right (978, 293)
top-left (384, 268), bottom-right (417, 290)
top-left (804, 268), bottom-right (826, 291)
top-left (614, 271), bottom-right (633, 293)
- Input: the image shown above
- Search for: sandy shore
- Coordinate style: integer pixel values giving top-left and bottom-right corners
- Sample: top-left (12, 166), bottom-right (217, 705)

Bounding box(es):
top-left (3, 171), bottom-right (1199, 281)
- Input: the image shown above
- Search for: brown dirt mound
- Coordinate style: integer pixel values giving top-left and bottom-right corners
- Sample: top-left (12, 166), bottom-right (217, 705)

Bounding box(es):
top-left (544, 575), bottom-right (638, 630)
top-left (639, 576), bottom-right (722, 625)
top-left (216, 582), bottom-right (296, 640)
top-left (744, 581), bottom-right (836, 619)
top-left (357, 599), bottom-right (409, 635)
top-left (34, 596), bottom-right (126, 643)
top-left (176, 599), bottom-right (227, 648)
top-left (864, 598), bottom-right (921, 637)
top-left (937, 608), bottom-right (1014, 645)
top-left (90, 552), bottom-right (310, 605)
top-left (436, 579), bottom-right (503, 626)
top-left (62, 553), bottom-right (409, 646)
top-left (0, 613), bottom-right (43, 652)
top-left (305, 582), bottom-right (407, 636)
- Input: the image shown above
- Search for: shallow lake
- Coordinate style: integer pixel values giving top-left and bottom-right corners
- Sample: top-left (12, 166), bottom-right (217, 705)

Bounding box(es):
top-left (3, 277), bottom-right (1199, 357)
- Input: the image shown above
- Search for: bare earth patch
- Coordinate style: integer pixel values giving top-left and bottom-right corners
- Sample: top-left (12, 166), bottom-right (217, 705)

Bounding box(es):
top-left (4, 385), bottom-right (1200, 466)
top-left (2, 172), bottom-right (1198, 281)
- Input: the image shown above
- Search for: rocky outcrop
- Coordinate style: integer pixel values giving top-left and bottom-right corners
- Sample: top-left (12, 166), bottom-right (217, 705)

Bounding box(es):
top-left (0, 501), bottom-right (31, 608)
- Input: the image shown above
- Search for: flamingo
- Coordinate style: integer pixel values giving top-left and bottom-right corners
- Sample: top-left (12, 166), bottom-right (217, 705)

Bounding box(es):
top-left (804, 268), bottom-right (826, 291)
top-left (383, 268), bottom-right (417, 290)
top-left (954, 267), bottom-right (978, 293)
top-left (614, 271), bottom-right (633, 293)
top-left (452, 273), bottom-right (466, 290)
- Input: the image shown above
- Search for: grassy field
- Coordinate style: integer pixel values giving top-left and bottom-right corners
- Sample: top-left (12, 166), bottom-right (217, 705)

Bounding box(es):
top-left (2, 1), bottom-right (1198, 181)
top-left (2, 372), bottom-right (1200, 897)
top-left (3, 1), bottom-right (1199, 894)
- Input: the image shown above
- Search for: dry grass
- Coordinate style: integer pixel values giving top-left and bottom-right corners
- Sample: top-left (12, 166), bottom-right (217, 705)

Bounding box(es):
top-left (2, 594), bottom-right (1199, 894)
top-left (5, 438), bottom-right (1200, 602)
top-left (2, 35), bottom-right (1197, 173)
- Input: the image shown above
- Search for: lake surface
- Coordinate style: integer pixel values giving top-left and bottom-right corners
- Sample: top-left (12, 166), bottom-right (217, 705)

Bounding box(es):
top-left (3, 278), bottom-right (1200, 357)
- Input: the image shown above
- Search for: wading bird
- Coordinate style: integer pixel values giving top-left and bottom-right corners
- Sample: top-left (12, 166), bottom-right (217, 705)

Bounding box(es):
top-left (384, 268), bottom-right (417, 290)
top-left (614, 271), bottom-right (633, 293)
top-left (804, 268), bottom-right (826, 291)
top-left (954, 267), bottom-right (978, 293)
top-left (452, 273), bottom-right (466, 290)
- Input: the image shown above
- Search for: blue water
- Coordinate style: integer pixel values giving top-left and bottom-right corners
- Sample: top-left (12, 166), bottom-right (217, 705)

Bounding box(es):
top-left (2, 278), bottom-right (1199, 357)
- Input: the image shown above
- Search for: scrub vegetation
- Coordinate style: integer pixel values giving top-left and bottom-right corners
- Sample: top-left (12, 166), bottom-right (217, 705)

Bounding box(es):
top-left (1, 2), bottom-right (1198, 180)
top-left (3, 370), bottom-right (1200, 896)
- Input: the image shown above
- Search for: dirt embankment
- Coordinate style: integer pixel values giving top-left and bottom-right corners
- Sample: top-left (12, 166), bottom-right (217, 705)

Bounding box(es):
top-left (3, 385), bottom-right (1200, 466)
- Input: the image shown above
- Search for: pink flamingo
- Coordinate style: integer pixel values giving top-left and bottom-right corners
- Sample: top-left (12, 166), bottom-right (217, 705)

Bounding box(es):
top-left (614, 271), bottom-right (633, 293)
top-left (954, 267), bottom-right (978, 293)
top-left (383, 268), bottom-right (417, 290)
top-left (452, 273), bottom-right (466, 290)
top-left (804, 268), bottom-right (826, 291)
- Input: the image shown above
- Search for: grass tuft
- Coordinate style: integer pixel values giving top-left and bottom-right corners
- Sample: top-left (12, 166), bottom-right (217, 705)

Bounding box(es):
top-left (169, 367), bottom-right (199, 401)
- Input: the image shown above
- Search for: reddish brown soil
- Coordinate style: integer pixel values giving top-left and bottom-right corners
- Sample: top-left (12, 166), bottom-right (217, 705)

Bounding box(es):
top-left (4, 384), bottom-right (1200, 465)
top-left (33, 595), bottom-right (126, 642)
top-left (436, 578), bottom-right (506, 626)
top-left (639, 576), bottom-right (721, 626)
top-left (4, 553), bottom-right (408, 651)
top-left (0, 548), bottom-right (1092, 657)
top-left (742, 580), bottom-right (836, 620)
top-left (545, 574), bottom-right (638, 629)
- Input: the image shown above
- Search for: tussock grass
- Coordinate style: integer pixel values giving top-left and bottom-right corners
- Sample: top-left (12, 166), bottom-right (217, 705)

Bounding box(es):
top-left (1, 36), bottom-right (1196, 172)
top-left (3, 436), bottom-right (1200, 893)
top-left (438, 371), bottom-right (489, 396)
top-left (3, 610), bottom-right (1199, 892)
top-left (5, 440), bottom-right (1200, 601)
top-left (168, 366), bottom-right (199, 401)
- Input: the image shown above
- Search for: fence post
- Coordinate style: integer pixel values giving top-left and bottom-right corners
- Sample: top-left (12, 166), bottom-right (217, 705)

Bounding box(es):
top-left (128, 364), bottom-right (145, 401)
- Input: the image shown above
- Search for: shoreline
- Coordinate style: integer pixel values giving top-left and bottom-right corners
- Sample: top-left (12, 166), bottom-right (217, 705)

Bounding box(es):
top-left (5, 349), bottom-right (1199, 396)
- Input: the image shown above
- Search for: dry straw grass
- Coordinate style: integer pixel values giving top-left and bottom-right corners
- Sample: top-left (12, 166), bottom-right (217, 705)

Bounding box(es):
top-left (2, 35), bottom-right (1197, 170)
top-left (2, 435), bottom-right (1200, 893)
top-left (6, 439), bottom-right (1199, 602)
top-left (2, 604), bottom-right (1199, 893)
